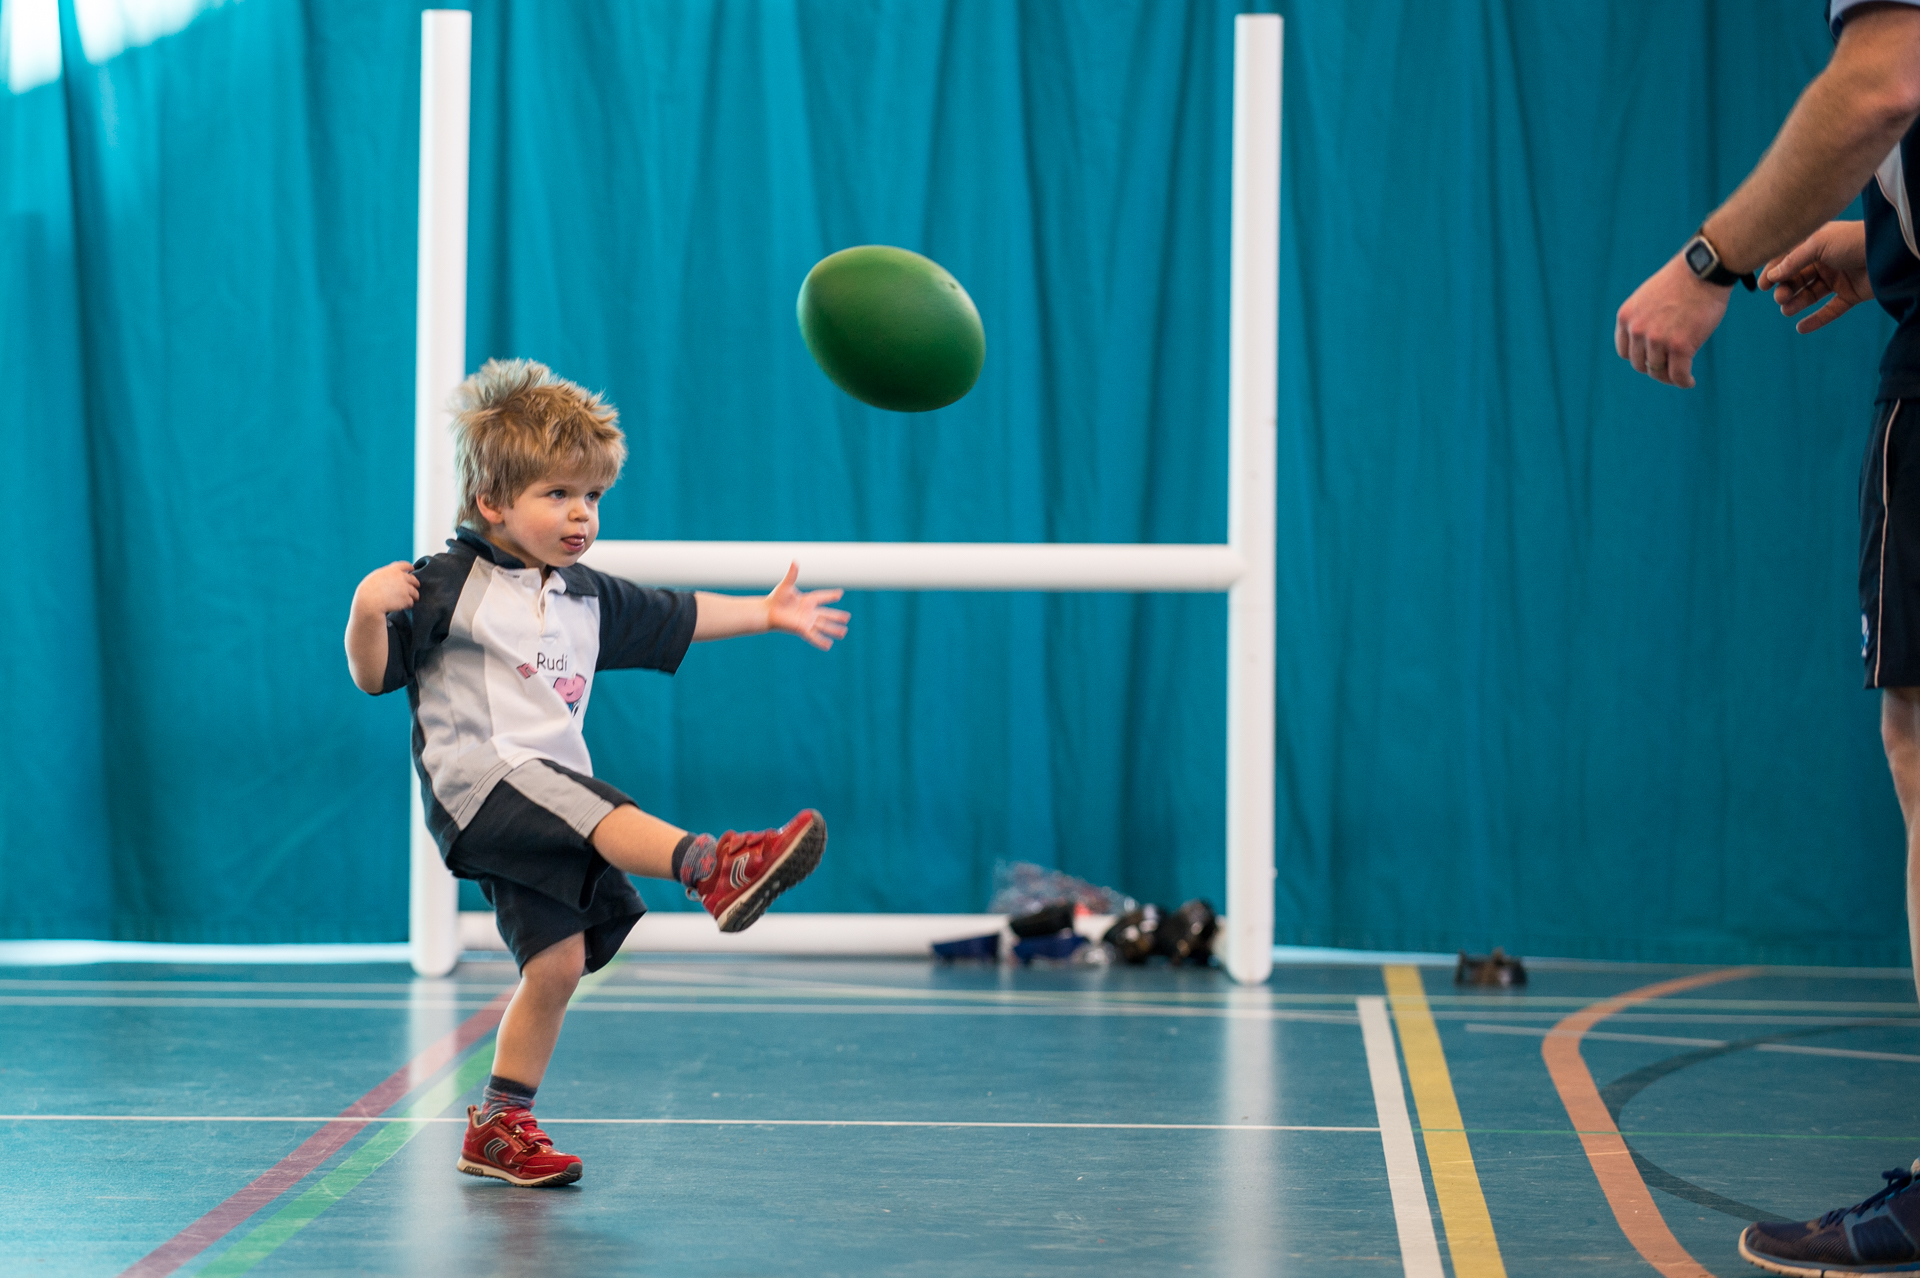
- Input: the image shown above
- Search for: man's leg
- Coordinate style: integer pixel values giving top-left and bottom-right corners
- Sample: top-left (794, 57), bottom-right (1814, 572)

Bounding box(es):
top-left (1882, 687), bottom-right (1920, 1004)
top-left (490, 932), bottom-right (585, 1088)
top-left (1741, 685), bottom-right (1920, 1267)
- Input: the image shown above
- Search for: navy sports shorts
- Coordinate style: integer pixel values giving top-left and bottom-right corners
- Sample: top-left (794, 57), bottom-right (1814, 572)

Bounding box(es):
top-left (446, 759), bottom-right (645, 972)
top-left (1860, 397), bottom-right (1920, 688)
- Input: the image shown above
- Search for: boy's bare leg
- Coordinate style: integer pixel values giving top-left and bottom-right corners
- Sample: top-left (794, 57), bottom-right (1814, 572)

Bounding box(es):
top-left (1879, 687), bottom-right (1920, 1003)
top-left (589, 804), bottom-right (687, 880)
top-left (491, 932), bottom-right (585, 1088)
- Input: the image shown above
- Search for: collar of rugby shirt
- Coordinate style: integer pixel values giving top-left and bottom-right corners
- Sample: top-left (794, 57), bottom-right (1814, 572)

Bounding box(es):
top-left (452, 526), bottom-right (608, 603)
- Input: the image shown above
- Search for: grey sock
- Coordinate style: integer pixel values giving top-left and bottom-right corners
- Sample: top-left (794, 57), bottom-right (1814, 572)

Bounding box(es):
top-left (479, 1073), bottom-right (537, 1122)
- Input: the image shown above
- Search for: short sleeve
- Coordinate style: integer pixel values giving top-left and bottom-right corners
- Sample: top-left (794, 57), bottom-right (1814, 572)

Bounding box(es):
top-left (1831, 0), bottom-right (1920, 38)
top-left (376, 550), bottom-right (468, 694)
top-left (572, 568), bottom-right (698, 673)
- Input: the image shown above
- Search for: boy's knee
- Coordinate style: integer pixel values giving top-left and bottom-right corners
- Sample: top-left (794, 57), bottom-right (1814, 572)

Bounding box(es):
top-left (522, 933), bottom-right (587, 993)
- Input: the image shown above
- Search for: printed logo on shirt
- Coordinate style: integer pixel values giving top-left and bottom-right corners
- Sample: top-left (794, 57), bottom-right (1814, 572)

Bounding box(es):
top-left (553, 674), bottom-right (588, 714)
top-left (516, 663), bottom-right (535, 679)
top-left (536, 652), bottom-right (570, 674)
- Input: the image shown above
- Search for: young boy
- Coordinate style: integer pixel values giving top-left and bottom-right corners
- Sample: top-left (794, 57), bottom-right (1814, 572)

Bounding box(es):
top-left (344, 358), bottom-right (849, 1188)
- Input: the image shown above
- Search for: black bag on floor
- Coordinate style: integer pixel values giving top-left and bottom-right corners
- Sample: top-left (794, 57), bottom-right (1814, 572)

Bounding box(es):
top-left (1155, 899), bottom-right (1217, 966)
top-left (1009, 901), bottom-right (1077, 939)
top-left (1102, 905), bottom-right (1164, 964)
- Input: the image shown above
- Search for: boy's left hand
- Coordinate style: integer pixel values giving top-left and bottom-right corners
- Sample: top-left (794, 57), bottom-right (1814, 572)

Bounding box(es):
top-left (767, 562), bottom-right (850, 650)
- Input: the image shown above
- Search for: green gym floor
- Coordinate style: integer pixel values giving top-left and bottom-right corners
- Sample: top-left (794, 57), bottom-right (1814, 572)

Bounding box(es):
top-left (4, 953), bottom-right (1915, 1276)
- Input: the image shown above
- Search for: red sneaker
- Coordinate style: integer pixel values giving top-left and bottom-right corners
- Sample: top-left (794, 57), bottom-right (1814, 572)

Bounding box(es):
top-left (689, 809), bottom-right (827, 933)
top-left (455, 1105), bottom-right (582, 1187)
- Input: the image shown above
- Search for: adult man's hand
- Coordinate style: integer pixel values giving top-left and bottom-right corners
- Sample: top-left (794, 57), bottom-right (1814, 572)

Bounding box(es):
top-left (1760, 220), bottom-right (1872, 334)
top-left (1614, 253), bottom-right (1732, 389)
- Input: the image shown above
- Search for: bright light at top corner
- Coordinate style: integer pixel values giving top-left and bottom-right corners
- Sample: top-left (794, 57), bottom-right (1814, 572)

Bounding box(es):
top-left (2, 0), bottom-right (60, 94)
top-left (5, 0), bottom-right (247, 97)
top-left (75, 0), bottom-right (239, 64)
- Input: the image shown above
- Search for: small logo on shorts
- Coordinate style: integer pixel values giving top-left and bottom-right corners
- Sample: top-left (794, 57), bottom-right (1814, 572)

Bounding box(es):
top-left (1863, 613), bottom-right (1872, 659)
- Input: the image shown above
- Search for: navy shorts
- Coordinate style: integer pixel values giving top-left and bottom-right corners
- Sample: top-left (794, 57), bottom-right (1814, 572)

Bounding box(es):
top-left (446, 759), bottom-right (646, 972)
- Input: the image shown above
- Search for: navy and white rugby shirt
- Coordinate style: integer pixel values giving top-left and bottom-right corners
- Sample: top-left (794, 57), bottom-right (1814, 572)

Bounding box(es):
top-left (379, 527), bottom-right (698, 855)
top-left (1832, 0), bottom-right (1920, 398)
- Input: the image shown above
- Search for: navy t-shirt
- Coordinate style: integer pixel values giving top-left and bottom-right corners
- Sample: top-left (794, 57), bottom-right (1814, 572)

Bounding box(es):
top-left (1832, 0), bottom-right (1920, 398)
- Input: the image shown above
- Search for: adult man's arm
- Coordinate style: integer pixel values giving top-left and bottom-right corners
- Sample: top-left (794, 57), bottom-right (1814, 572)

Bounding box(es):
top-left (1615, 4), bottom-right (1920, 388)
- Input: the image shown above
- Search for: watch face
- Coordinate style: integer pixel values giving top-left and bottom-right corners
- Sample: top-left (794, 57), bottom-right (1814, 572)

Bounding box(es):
top-left (1685, 241), bottom-right (1715, 275)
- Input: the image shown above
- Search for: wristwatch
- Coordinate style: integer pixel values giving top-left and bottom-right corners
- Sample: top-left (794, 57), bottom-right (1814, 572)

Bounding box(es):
top-left (1683, 231), bottom-right (1757, 291)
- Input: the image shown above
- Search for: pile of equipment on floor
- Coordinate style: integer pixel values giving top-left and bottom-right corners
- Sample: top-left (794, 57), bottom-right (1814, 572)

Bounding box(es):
top-left (932, 862), bottom-right (1218, 966)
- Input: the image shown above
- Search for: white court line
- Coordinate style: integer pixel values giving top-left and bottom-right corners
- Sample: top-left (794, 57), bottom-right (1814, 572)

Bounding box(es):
top-left (0, 976), bottom-right (1334, 1007)
top-left (1466, 1023), bottom-right (1920, 1063)
top-left (1466, 1023), bottom-right (1726, 1048)
top-left (0, 1114), bottom-right (1377, 1132)
top-left (0, 994), bottom-right (1356, 1023)
top-left (1755, 1043), bottom-right (1920, 1064)
top-left (1357, 996), bottom-right (1444, 1278)
top-left (0, 979), bottom-right (511, 995)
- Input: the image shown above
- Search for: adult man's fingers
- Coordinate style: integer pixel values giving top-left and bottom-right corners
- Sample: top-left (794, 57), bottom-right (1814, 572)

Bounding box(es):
top-left (1766, 238), bottom-right (1821, 290)
top-left (1798, 295), bottom-right (1852, 334)
top-left (1614, 310), bottom-right (1630, 359)
top-left (1667, 346), bottom-right (1696, 389)
top-left (1627, 331), bottom-right (1649, 375)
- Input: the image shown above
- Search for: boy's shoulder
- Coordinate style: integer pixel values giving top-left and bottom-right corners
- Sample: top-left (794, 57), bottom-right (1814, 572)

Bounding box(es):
top-left (408, 533), bottom-right (490, 623)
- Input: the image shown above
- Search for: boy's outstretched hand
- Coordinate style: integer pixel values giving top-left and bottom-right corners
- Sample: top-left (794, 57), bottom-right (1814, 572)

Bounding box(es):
top-left (766, 561), bottom-right (850, 651)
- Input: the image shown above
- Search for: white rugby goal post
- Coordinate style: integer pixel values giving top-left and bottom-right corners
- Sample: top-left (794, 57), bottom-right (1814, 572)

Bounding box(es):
top-left (409, 10), bottom-right (1281, 984)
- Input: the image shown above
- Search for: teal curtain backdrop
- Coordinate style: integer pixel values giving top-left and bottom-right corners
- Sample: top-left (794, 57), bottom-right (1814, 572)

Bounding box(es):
top-left (0, 0), bottom-right (1903, 963)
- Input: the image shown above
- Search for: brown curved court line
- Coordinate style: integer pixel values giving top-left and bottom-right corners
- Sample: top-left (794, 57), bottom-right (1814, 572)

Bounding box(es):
top-left (1541, 967), bottom-right (1763, 1278)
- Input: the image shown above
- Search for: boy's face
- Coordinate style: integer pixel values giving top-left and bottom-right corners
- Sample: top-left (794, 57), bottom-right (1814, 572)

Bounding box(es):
top-left (475, 470), bottom-right (605, 569)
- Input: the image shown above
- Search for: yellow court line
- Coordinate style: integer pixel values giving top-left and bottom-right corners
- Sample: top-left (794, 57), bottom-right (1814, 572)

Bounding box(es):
top-left (1385, 965), bottom-right (1508, 1278)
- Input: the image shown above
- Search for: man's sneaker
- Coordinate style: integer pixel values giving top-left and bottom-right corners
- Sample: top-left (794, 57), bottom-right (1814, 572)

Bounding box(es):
top-left (1740, 1161), bottom-right (1920, 1275)
top-left (687, 809), bottom-right (826, 933)
top-left (455, 1105), bottom-right (582, 1188)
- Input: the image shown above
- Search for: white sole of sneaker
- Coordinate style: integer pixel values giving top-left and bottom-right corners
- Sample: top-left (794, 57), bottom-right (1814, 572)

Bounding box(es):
top-left (1737, 1230), bottom-right (1911, 1277)
top-left (715, 812), bottom-right (827, 934)
top-left (455, 1155), bottom-right (582, 1188)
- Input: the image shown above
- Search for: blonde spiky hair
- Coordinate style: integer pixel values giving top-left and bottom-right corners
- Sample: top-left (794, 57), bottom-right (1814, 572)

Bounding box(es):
top-left (449, 359), bottom-right (626, 531)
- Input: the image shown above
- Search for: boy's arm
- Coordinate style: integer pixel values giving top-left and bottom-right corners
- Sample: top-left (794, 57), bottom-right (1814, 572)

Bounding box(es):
top-left (345, 561), bottom-right (420, 694)
top-left (693, 562), bottom-right (849, 651)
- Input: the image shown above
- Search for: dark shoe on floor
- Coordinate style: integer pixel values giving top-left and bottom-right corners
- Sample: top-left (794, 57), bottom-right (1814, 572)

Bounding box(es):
top-left (688, 809), bottom-right (827, 933)
top-left (455, 1105), bottom-right (583, 1187)
top-left (1740, 1161), bottom-right (1920, 1275)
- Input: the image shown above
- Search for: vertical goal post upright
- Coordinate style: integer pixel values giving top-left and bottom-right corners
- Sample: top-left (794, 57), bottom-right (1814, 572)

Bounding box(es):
top-left (409, 12), bottom-right (1282, 983)
top-left (409, 9), bottom-right (470, 979)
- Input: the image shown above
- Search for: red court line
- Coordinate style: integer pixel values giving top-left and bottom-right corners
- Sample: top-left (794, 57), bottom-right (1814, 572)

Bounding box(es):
top-left (1541, 967), bottom-right (1761, 1278)
top-left (118, 990), bottom-right (512, 1278)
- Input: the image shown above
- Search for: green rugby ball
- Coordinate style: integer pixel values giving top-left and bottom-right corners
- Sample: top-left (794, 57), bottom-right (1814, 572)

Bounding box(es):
top-left (796, 245), bottom-right (984, 412)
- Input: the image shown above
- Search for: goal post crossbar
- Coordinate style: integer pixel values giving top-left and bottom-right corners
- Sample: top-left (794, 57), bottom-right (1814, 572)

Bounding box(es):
top-left (580, 541), bottom-right (1246, 592)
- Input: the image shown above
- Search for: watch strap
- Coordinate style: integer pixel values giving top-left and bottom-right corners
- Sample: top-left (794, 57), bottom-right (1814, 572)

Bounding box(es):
top-left (1686, 231), bottom-right (1758, 291)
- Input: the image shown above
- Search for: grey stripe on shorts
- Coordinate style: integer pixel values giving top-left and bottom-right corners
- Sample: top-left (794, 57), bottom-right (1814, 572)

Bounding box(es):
top-left (503, 761), bottom-right (618, 839)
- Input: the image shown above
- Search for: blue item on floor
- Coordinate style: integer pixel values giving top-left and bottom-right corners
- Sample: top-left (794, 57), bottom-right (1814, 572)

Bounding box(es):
top-left (932, 933), bottom-right (1001, 961)
top-left (1013, 931), bottom-right (1086, 963)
